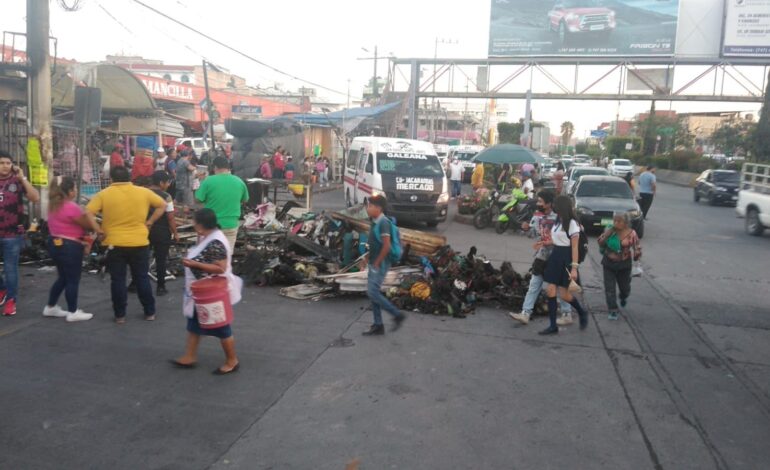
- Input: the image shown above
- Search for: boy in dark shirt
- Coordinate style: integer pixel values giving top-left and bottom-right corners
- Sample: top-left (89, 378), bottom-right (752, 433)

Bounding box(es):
top-left (361, 195), bottom-right (406, 336)
top-left (148, 171), bottom-right (179, 296)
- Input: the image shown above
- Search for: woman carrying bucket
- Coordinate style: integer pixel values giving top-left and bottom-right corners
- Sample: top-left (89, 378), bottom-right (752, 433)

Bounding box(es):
top-left (171, 208), bottom-right (243, 375)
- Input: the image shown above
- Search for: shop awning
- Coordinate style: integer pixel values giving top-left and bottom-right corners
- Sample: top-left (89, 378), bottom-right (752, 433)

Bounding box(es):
top-left (118, 115), bottom-right (184, 137)
top-left (52, 63), bottom-right (157, 114)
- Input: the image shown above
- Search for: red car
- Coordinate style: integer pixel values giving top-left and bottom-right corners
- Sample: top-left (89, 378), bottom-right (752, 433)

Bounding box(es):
top-left (548, 1), bottom-right (616, 43)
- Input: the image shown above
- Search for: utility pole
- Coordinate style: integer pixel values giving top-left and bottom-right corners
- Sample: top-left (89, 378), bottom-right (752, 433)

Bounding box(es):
top-left (27, 0), bottom-right (54, 190)
top-left (372, 45), bottom-right (379, 101)
top-left (463, 79), bottom-right (469, 144)
top-left (201, 60), bottom-right (215, 153)
top-left (523, 89), bottom-right (532, 148)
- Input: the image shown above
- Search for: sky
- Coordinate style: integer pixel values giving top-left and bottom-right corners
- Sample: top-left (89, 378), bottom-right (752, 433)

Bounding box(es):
top-left (1, 0), bottom-right (763, 139)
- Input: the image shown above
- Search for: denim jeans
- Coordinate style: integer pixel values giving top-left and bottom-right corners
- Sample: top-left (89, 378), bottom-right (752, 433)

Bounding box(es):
top-left (107, 246), bottom-right (155, 318)
top-left (522, 274), bottom-right (571, 315)
top-left (47, 238), bottom-right (84, 312)
top-left (451, 180), bottom-right (462, 197)
top-left (0, 236), bottom-right (24, 301)
top-left (367, 263), bottom-right (401, 326)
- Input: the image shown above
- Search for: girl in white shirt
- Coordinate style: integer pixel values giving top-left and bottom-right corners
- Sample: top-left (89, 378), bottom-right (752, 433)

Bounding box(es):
top-left (539, 195), bottom-right (589, 335)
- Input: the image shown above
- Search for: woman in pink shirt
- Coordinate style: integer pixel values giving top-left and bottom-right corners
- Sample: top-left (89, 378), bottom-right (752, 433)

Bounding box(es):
top-left (43, 176), bottom-right (101, 322)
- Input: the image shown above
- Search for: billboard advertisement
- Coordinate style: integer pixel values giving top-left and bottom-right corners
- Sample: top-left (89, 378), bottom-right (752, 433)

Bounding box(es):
top-left (489, 0), bottom-right (681, 57)
top-left (722, 0), bottom-right (770, 57)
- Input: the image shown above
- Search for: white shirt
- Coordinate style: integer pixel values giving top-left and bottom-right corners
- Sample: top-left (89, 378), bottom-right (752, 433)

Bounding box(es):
top-left (449, 162), bottom-right (463, 181)
top-left (522, 178), bottom-right (535, 198)
top-left (551, 219), bottom-right (581, 247)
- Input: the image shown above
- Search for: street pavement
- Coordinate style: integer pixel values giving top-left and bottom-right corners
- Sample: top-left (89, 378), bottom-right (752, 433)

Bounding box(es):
top-left (1, 182), bottom-right (768, 469)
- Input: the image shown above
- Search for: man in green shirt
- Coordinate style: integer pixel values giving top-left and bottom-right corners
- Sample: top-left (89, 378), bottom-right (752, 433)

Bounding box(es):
top-left (196, 157), bottom-right (249, 250)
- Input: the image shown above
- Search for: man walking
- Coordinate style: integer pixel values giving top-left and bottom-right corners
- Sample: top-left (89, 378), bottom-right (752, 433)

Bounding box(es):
top-left (509, 190), bottom-right (573, 326)
top-left (0, 150), bottom-right (41, 316)
top-left (87, 166), bottom-right (166, 324)
top-left (638, 166), bottom-right (657, 219)
top-left (175, 150), bottom-right (197, 212)
top-left (148, 171), bottom-right (179, 296)
top-left (449, 158), bottom-right (463, 199)
top-left (362, 195), bottom-right (406, 336)
top-left (196, 157), bottom-right (249, 251)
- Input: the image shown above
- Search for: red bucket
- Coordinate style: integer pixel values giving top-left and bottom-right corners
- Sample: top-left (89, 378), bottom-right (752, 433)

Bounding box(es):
top-left (190, 277), bottom-right (233, 329)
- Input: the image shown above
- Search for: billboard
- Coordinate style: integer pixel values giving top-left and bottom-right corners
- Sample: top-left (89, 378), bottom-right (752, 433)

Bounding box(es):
top-left (722, 0), bottom-right (770, 57)
top-left (489, 0), bottom-right (681, 57)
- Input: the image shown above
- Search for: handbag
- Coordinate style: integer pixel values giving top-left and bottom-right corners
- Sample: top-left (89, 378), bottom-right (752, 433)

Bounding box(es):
top-left (531, 257), bottom-right (547, 276)
top-left (565, 268), bottom-right (582, 294)
top-left (631, 261), bottom-right (643, 277)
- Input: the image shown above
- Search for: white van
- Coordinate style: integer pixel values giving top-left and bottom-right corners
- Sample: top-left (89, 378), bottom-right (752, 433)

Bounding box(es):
top-left (344, 137), bottom-right (449, 227)
top-left (174, 137), bottom-right (210, 157)
top-left (448, 145), bottom-right (485, 182)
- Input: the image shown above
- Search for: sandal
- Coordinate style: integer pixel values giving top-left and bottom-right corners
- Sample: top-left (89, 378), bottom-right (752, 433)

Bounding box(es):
top-left (169, 359), bottom-right (197, 369)
top-left (212, 363), bottom-right (240, 375)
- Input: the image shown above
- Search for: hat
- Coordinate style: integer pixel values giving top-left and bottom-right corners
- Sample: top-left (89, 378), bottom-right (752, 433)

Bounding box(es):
top-left (157, 146), bottom-right (165, 152)
top-left (522, 171), bottom-right (531, 178)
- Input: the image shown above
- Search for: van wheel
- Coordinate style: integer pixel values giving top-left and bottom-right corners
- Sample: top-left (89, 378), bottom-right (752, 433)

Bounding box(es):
top-left (746, 208), bottom-right (765, 236)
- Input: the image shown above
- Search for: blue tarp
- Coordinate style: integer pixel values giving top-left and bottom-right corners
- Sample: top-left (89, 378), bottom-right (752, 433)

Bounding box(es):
top-left (287, 101), bottom-right (401, 126)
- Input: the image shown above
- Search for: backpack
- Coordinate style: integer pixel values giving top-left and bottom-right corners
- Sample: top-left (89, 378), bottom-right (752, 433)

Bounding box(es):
top-left (577, 228), bottom-right (589, 264)
top-left (372, 216), bottom-right (403, 264)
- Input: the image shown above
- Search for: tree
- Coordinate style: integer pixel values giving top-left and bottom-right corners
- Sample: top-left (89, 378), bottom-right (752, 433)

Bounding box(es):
top-left (560, 121), bottom-right (574, 146)
top-left (498, 121), bottom-right (524, 144)
top-left (753, 70), bottom-right (770, 162)
top-left (575, 142), bottom-right (588, 154)
top-left (711, 120), bottom-right (756, 156)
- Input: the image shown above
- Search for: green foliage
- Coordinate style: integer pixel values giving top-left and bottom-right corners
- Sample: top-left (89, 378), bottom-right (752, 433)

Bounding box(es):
top-left (575, 143), bottom-right (587, 154)
top-left (752, 72), bottom-right (770, 162)
top-left (497, 121), bottom-right (524, 144)
top-left (630, 150), bottom-right (719, 173)
top-left (711, 121), bottom-right (756, 156)
top-left (561, 121), bottom-right (574, 146)
top-left (605, 137), bottom-right (642, 157)
top-left (586, 145), bottom-right (602, 157)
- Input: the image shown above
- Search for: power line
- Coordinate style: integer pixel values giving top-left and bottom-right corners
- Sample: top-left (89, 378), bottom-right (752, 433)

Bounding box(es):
top-left (131, 0), bottom-right (359, 100)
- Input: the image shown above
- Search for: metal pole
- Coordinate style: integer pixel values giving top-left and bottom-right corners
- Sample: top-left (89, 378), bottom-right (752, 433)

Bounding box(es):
top-left (202, 60), bottom-right (215, 153)
top-left (372, 46), bottom-right (379, 100)
top-left (431, 38), bottom-right (437, 142)
top-left (523, 89), bottom-right (532, 147)
top-left (27, 0), bottom-right (53, 214)
top-left (407, 60), bottom-right (419, 139)
top-left (76, 91), bottom-right (89, 205)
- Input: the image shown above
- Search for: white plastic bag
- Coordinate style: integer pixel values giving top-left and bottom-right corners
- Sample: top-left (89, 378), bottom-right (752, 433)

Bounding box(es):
top-left (631, 262), bottom-right (644, 277)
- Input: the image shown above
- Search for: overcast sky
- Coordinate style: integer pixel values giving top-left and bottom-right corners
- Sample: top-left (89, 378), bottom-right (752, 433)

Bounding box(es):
top-left (1, 0), bottom-right (762, 138)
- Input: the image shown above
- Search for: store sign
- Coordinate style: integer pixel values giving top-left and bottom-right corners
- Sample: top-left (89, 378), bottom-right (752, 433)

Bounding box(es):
top-left (140, 77), bottom-right (195, 102)
top-left (723, 0), bottom-right (770, 57)
top-left (232, 105), bottom-right (262, 115)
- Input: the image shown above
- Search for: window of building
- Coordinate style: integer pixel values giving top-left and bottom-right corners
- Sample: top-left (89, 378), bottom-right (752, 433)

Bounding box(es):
top-left (163, 74), bottom-right (172, 81)
top-left (180, 75), bottom-right (190, 83)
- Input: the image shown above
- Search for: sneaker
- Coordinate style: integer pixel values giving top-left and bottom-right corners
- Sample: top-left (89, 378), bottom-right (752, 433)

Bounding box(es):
top-left (3, 299), bottom-right (16, 316)
top-left (608, 311), bottom-right (619, 321)
top-left (66, 310), bottom-right (93, 322)
top-left (556, 314), bottom-right (573, 326)
top-left (620, 298), bottom-right (627, 308)
top-left (538, 326), bottom-right (559, 335)
top-left (0, 290), bottom-right (7, 306)
top-left (43, 305), bottom-right (68, 318)
top-left (509, 311), bottom-right (531, 325)
top-left (362, 324), bottom-right (385, 336)
top-left (157, 286), bottom-right (168, 297)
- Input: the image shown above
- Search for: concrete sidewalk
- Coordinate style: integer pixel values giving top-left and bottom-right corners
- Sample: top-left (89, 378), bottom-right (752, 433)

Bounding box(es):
top-left (1, 206), bottom-right (768, 469)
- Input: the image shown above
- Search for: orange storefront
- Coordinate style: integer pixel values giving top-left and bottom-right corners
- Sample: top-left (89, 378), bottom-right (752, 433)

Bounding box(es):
top-left (135, 74), bottom-right (300, 121)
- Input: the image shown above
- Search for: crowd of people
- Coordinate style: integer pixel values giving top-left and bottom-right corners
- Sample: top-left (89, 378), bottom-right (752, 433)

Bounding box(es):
top-left (258, 145), bottom-right (331, 188)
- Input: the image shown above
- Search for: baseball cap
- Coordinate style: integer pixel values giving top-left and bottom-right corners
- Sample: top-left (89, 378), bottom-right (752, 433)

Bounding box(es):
top-left (157, 146), bottom-right (165, 152)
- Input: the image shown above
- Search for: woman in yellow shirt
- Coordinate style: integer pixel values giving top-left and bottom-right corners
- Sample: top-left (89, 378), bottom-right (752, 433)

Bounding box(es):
top-left (471, 163), bottom-right (485, 190)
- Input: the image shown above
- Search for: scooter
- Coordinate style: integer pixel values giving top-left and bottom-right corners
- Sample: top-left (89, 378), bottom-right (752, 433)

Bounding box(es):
top-left (472, 189), bottom-right (504, 230)
top-left (494, 189), bottom-right (533, 234)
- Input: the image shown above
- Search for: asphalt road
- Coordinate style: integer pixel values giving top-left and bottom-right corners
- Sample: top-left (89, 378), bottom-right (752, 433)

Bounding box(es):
top-left (1, 181), bottom-right (768, 469)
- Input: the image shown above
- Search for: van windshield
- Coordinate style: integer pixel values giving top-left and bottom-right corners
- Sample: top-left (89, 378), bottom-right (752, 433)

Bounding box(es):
top-left (454, 151), bottom-right (478, 162)
top-left (377, 152), bottom-right (444, 177)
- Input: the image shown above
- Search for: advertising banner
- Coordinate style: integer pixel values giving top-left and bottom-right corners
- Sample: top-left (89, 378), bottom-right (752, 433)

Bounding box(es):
top-left (489, 0), bottom-right (681, 57)
top-left (722, 0), bottom-right (770, 57)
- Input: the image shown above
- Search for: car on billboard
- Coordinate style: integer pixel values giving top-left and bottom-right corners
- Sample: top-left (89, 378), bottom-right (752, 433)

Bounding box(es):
top-left (547, 1), bottom-right (616, 43)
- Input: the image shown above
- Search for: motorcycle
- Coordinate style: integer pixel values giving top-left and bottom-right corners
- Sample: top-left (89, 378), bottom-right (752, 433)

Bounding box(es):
top-left (495, 189), bottom-right (534, 234)
top-left (473, 189), bottom-right (503, 230)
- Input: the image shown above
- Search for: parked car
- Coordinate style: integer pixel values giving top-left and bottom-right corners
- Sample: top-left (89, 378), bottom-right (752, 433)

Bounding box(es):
top-left (564, 166), bottom-right (609, 194)
top-left (736, 163), bottom-right (770, 236)
top-left (174, 137), bottom-right (210, 157)
top-left (571, 175), bottom-right (644, 238)
top-left (694, 169), bottom-right (740, 206)
top-left (607, 158), bottom-right (634, 177)
top-left (548, 0), bottom-right (617, 44)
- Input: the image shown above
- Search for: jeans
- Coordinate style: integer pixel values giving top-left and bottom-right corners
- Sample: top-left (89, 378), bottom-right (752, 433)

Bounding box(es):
top-left (522, 274), bottom-right (571, 315)
top-left (107, 246), bottom-right (155, 318)
top-left (639, 193), bottom-right (654, 218)
top-left (0, 236), bottom-right (24, 301)
top-left (367, 263), bottom-right (401, 326)
top-left (150, 232), bottom-right (171, 289)
top-left (451, 180), bottom-right (462, 197)
top-left (47, 238), bottom-right (84, 312)
top-left (603, 258), bottom-right (632, 312)
top-left (318, 170), bottom-right (328, 186)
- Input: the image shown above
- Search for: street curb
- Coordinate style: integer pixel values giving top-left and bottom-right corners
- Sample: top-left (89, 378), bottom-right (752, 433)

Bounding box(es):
top-left (454, 213), bottom-right (475, 225)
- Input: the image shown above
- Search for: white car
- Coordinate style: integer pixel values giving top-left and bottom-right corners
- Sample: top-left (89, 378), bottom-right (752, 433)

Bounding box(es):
top-left (608, 158), bottom-right (634, 177)
top-left (572, 154), bottom-right (592, 167)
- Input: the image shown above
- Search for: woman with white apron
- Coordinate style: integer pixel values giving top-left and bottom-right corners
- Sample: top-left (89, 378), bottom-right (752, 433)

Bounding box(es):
top-left (171, 208), bottom-right (243, 375)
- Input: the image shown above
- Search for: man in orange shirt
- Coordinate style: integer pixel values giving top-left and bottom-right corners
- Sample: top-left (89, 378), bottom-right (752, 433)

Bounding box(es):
top-left (131, 148), bottom-right (155, 182)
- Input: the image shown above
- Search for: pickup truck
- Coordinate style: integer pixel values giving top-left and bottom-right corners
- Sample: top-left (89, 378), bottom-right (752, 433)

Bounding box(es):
top-left (548, 1), bottom-right (616, 44)
top-left (736, 163), bottom-right (770, 236)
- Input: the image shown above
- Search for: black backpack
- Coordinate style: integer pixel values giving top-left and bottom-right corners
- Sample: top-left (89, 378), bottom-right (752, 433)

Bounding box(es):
top-left (577, 228), bottom-right (589, 263)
